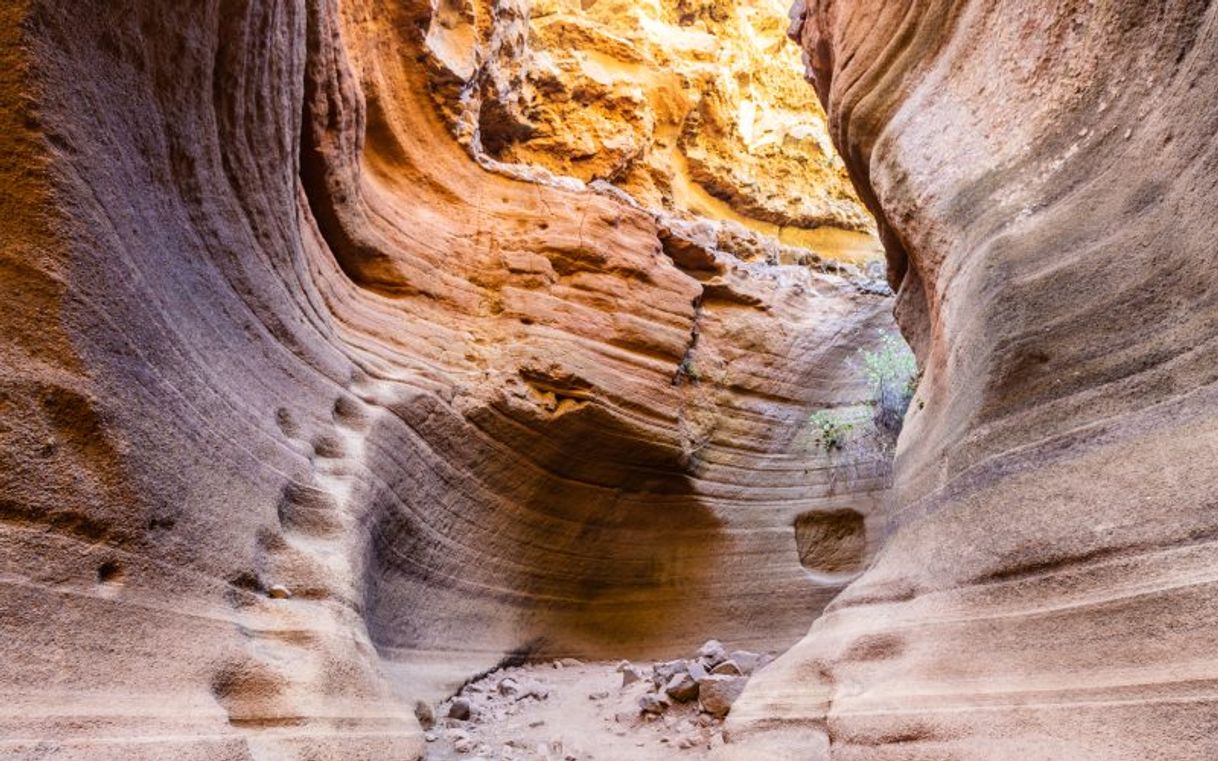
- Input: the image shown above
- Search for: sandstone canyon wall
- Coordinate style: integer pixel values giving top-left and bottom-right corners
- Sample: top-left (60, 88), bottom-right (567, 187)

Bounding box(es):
top-left (420, 0), bottom-right (879, 261)
top-left (0, 0), bottom-right (893, 758)
top-left (725, 1), bottom-right (1218, 759)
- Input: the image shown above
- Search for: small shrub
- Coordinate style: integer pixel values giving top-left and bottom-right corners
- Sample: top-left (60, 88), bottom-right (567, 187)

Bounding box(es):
top-left (858, 331), bottom-right (918, 447)
top-left (809, 410), bottom-right (854, 452)
top-left (676, 355), bottom-right (701, 384)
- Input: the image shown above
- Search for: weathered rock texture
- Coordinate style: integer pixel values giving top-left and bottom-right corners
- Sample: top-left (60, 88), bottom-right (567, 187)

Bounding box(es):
top-left (422, 0), bottom-right (880, 261)
top-left (0, 0), bottom-right (891, 758)
top-left (725, 2), bottom-right (1218, 759)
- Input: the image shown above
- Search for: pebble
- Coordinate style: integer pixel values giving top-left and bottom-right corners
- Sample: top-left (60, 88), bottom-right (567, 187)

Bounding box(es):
top-left (267, 584), bottom-right (292, 599)
top-left (448, 697), bottom-right (473, 721)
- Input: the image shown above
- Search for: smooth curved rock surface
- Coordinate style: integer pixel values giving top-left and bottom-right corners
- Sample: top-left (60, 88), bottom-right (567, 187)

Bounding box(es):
top-left (0, 0), bottom-right (892, 757)
top-left (726, 1), bottom-right (1218, 759)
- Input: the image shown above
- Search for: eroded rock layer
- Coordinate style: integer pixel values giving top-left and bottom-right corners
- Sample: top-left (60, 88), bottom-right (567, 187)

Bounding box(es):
top-left (725, 2), bottom-right (1218, 759)
top-left (0, 0), bottom-right (891, 757)
top-left (422, 0), bottom-right (880, 262)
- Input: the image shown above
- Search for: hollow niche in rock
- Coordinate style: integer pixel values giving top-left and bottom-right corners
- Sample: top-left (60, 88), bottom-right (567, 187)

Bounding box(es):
top-left (793, 509), bottom-right (866, 580)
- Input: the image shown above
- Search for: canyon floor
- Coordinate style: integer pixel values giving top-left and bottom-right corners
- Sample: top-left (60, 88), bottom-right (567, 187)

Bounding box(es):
top-left (421, 643), bottom-right (769, 761)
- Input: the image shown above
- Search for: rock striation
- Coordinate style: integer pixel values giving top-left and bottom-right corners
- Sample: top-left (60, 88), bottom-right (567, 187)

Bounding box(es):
top-left (421, 0), bottom-right (879, 261)
top-left (725, 1), bottom-right (1218, 759)
top-left (0, 0), bottom-right (892, 758)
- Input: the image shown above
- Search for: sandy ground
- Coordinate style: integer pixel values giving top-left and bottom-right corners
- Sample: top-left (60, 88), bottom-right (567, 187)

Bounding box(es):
top-left (423, 660), bottom-right (734, 760)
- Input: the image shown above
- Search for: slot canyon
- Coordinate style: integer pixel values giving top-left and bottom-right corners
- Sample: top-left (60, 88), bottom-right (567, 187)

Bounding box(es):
top-left (1, 0), bottom-right (1215, 759)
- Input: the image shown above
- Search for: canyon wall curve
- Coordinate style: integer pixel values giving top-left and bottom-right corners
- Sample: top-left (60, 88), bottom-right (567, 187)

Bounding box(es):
top-left (0, 0), bottom-right (897, 758)
top-left (724, 1), bottom-right (1218, 759)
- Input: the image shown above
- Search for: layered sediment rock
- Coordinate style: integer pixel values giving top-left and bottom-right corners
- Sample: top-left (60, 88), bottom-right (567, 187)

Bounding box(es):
top-left (725, 2), bottom-right (1218, 759)
top-left (421, 0), bottom-right (879, 261)
top-left (0, 0), bottom-right (891, 758)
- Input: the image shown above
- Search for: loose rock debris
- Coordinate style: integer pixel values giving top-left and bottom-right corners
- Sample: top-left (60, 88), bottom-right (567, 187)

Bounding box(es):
top-left (426, 641), bottom-right (775, 760)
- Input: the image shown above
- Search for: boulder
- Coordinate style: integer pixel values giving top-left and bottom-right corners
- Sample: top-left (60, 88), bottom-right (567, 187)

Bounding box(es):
top-left (687, 660), bottom-right (709, 681)
top-left (710, 660), bottom-right (742, 676)
top-left (698, 675), bottom-right (747, 717)
top-left (664, 672), bottom-right (699, 703)
top-left (727, 650), bottom-right (762, 675)
top-left (651, 659), bottom-right (687, 687)
top-left (638, 693), bottom-right (670, 715)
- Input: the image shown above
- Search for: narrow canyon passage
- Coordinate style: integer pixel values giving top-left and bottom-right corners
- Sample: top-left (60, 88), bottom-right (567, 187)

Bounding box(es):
top-left (2, 0), bottom-right (1217, 760)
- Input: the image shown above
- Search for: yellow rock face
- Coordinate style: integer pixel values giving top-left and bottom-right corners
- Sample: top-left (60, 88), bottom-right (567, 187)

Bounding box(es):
top-left (423, 0), bottom-right (879, 262)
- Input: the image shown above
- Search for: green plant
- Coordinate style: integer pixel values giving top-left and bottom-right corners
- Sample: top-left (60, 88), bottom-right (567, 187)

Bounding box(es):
top-left (858, 331), bottom-right (918, 446)
top-left (809, 410), bottom-right (854, 452)
top-left (677, 355), bottom-right (701, 383)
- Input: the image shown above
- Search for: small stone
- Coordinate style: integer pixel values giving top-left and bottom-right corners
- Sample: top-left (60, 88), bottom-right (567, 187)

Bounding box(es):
top-left (520, 679), bottom-right (550, 701)
top-left (686, 660), bottom-right (708, 681)
top-left (621, 666), bottom-right (644, 687)
top-left (558, 657), bottom-right (583, 667)
top-left (727, 650), bottom-right (762, 675)
top-left (267, 584), bottom-right (291, 599)
top-left (424, 732), bottom-right (437, 743)
top-left (615, 660), bottom-right (633, 672)
top-left (498, 677), bottom-right (521, 697)
top-left (698, 675), bottom-right (747, 717)
top-left (651, 659), bottom-right (687, 687)
top-left (697, 639), bottom-right (727, 667)
top-left (453, 737), bottom-right (473, 754)
top-left (677, 737), bottom-right (693, 750)
top-left (588, 691), bottom-right (609, 700)
top-left (711, 660), bottom-right (742, 676)
top-left (664, 672), bottom-right (699, 703)
top-left (528, 719), bottom-right (546, 728)
top-left (448, 697), bottom-right (473, 721)
top-left (638, 693), bottom-right (670, 714)
top-left (413, 699), bottom-right (435, 730)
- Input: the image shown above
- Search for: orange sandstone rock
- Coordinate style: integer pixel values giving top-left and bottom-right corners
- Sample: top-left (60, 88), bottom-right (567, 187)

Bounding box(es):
top-left (725, 2), bottom-right (1218, 759)
top-left (0, 0), bottom-right (892, 758)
